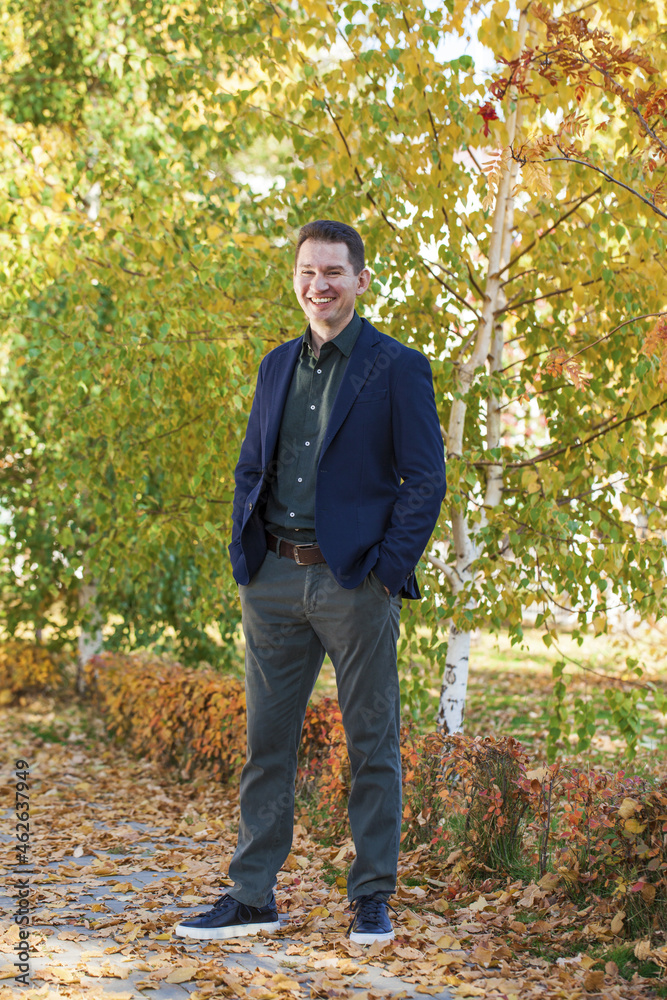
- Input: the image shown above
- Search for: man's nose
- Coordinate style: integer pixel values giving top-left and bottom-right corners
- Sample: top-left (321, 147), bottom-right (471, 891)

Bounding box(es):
top-left (312, 273), bottom-right (329, 291)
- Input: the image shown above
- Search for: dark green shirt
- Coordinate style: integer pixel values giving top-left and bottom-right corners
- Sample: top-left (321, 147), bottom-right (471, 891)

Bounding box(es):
top-left (263, 311), bottom-right (362, 543)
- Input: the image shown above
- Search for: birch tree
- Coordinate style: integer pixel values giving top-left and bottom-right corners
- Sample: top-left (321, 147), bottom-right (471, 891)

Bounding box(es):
top-left (436, 8), bottom-right (530, 732)
top-left (2, 0), bottom-right (666, 750)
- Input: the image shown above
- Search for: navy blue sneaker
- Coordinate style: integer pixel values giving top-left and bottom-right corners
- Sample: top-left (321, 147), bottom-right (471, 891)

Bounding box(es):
top-left (347, 892), bottom-right (395, 944)
top-left (174, 892), bottom-right (280, 940)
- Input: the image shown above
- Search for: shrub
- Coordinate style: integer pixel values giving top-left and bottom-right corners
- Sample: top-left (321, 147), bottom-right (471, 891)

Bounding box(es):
top-left (83, 651), bottom-right (248, 780)
top-left (296, 696), bottom-right (349, 837)
top-left (0, 640), bottom-right (68, 702)
top-left (439, 734), bottom-right (533, 873)
top-left (401, 731), bottom-right (451, 850)
top-left (552, 768), bottom-right (667, 936)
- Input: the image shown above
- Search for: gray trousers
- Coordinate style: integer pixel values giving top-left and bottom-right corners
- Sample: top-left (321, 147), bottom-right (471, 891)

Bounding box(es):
top-left (227, 547), bottom-right (403, 907)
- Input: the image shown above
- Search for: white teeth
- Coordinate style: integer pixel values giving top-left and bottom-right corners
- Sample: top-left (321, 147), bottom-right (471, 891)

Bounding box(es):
top-left (312, 298), bottom-right (334, 303)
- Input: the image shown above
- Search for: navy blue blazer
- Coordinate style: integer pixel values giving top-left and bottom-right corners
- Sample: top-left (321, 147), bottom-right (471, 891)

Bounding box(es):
top-left (228, 318), bottom-right (446, 599)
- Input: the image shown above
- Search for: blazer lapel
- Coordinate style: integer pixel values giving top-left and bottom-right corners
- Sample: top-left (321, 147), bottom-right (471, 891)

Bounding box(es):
top-left (320, 319), bottom-right (381, 459)
top-left (263, 337), bottom-right (301, 465)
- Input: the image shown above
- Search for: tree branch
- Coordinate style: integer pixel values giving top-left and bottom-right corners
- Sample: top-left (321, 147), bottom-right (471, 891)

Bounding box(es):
top-left (506, 396), bottom-right (667, 468)
top-left (498, 187), bottom-right (601, 281)
top-left (422, 260), bottom-right (481, 317)
top-left (561, 311), bottom-right (667, 363)
top-left (427, 552), bottom-right (457, 589)
top-left (320, 94), bottom-right (398, 232)
top-left (500, 275), bottom-right (602, 314)
top-left (554, 460), bottom-right (667, 506)
top-left (544, 151), bottom-right (667, 222)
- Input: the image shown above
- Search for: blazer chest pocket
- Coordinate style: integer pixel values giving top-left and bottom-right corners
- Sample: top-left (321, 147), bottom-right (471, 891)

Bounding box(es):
top-left (356, 389), bottom-right (387, 404)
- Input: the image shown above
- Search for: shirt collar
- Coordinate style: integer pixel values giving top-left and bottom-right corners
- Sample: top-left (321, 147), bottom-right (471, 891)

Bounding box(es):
top-left (302, 311), bottom-right (362, 358)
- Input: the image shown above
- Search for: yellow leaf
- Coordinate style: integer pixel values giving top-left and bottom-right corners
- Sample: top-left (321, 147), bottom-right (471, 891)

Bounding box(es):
top-left (435, 935), bottom-right (462, 949)
top-left (635, 940), bottom-right (652, 960)
top-left (572, 284), bottom-right (587, 305)
top-left (29, 209), bottom-right (47, 228)
top-left (592, 614), bottom-right (606, 635)
top-left (624, 817), bottom-right (646, 834)
top-left (583, 970), bottom-right (605, 991)
top-left (618, 798), bottom-right (640, 819)
top-left (165, 967), bottom-right (199, 984)
top-left (538, 872), bottom-right (560, 891)
top-left (266, 973), bottom-right (301, 990)
top-left (470, 944), bottom-right (494, 967)
top-left (436, 952), bottom-right (465, 968)
top-left (610, 911), bottom-right (625, 935)
top-left (52, 188), bottom-right (73, 212)
top-left (641, 883), bottom-right (656, 903)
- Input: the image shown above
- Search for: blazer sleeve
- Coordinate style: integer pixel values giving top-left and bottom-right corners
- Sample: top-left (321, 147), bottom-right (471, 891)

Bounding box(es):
top-left (229, 359), bottom-right (266, 553)
top-left (372, 350), bottom-right (446, 595)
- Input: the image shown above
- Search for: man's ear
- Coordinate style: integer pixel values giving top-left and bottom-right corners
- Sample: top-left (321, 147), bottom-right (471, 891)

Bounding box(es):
top-left (356, 267), bottom-right (372, 295)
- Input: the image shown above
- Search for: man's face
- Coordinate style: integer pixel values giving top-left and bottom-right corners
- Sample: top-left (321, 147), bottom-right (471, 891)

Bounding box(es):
top-left (293, 239), bottom-right (370, 333)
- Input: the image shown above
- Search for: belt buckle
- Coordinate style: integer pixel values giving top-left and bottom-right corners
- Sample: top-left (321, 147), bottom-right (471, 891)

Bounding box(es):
top-left (293, 543), bottom-right (316, 565)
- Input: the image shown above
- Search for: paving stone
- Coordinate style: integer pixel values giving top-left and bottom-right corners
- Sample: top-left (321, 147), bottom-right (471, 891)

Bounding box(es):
top-left (1, 849), bottom-right (454, 999)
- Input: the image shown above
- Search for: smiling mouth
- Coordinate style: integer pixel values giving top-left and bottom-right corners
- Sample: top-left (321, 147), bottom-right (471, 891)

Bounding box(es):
top-left (310, 297), bottom-right (335, 304)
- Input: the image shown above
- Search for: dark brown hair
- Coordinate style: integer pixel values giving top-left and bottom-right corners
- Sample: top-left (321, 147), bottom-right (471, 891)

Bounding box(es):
top-left (294, 220), bottom-right (365, 274)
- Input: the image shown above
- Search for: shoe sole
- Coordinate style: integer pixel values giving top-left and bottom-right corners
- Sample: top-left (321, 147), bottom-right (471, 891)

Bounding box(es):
top-left (349, 929), bottom-right (394, 944)
top-left (174, 920), bottom-right (280, 941)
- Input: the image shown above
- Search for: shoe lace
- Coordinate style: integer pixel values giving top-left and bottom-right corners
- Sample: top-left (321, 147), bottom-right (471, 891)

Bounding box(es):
top-left (210, 893), bottom-right (237, 913)
top-left (209, 893), bottom-right (273, 917)
top-left (346, 893), bottom-right (396, 936)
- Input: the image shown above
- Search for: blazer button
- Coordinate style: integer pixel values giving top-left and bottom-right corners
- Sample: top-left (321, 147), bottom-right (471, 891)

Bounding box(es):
top-left (248, 502), bottom-right (253, 510)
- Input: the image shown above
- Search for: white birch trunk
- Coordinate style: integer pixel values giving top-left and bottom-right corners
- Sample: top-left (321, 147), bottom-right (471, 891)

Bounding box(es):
top-left (75, 185), bottom-right (105, 694)
top-left (437, 9), bottom-right (529, 733)
top-left (77, 575), bottom-right (103, 693)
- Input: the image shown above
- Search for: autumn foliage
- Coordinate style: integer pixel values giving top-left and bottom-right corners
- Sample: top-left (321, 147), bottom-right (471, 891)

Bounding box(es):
top-left (81, 651), bottom-right (248, 781)
top-left (79, 651), bottom-right (356, 815)
top-left (426, 736), bottom-right (667, 938)
top-left (0, 639), bottom-right (68, 701)
top-left (5, 643), bottom-right (665, 943)
top-left (2, 0), bottom-right (666, 745)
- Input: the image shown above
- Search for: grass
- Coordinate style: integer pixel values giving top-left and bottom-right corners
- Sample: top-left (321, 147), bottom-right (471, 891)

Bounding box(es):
top-left (310, 626), bottom-right (667, 782)
top-left (594, 944), bottom-right (665, 985)
top-left (320, 860), bottom-right (348, 886)
top-left (392, 626), bottom-right (667, 768)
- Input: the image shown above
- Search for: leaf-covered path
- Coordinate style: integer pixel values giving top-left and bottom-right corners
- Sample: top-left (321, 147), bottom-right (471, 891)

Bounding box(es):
top-left (0, 695), bottom-right (661, 999)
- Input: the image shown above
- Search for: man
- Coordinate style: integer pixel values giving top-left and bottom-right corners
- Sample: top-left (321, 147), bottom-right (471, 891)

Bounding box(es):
top-left (175, 220), bottom-right (445, 944)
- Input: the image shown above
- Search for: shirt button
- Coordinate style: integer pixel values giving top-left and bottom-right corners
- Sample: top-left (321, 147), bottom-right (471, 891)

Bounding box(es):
top-left (316, 369), bottom-right (322, 374)
top-left (305, 441), bottom-right (310, 446)
top-left (297, 477), bottom-right (303, 483)
top-left (310, 405), bottom-right (316, 410)
top-left (289, 512), bottom-right (295, 518)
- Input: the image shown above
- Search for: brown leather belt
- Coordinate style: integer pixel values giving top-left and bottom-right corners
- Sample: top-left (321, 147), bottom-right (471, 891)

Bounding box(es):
top-left (266, 532), bottom-right (327, 566)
